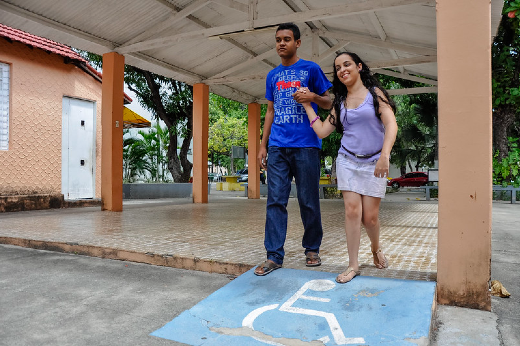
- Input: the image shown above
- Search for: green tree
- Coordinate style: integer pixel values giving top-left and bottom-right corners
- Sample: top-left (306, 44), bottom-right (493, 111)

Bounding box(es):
top-left (378, 77), bottom-right (437, 173)
top-left (208, 94), bottom-right (249, 173)
top-left (137, 128), bottom-right (162, 182)
top-left (79, 51), bottom-right (193, 182)
top-left (208, 116), bottom-right (248, 173)
top-left (123, 131), bottom-right (150, 182)
top-left (493, 137), bottom-right (520, 187)
top-left (492, 2), bottom-right (520, 160)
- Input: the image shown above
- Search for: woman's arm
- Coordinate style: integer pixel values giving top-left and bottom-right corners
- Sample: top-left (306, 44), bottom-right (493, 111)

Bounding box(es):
top-left (301, 102), bottom-right (336, 139)
top-left (374, 88), bottom-right (398, 178)
top-left (293, 88), bottom-right (332, 110)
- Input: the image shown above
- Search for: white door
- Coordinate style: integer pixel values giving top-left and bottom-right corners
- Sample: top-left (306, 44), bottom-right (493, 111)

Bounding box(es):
top-left (62, 97), bottom-right (96, 199)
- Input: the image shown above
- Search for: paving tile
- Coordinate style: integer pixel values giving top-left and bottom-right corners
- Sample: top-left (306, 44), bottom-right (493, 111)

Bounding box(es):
top-left (0, 190), bottom-right (438, 282)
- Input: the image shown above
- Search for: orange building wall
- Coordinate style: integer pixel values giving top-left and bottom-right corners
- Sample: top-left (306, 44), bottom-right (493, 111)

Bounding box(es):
top-left (0, 39), bottom-right (103, 197)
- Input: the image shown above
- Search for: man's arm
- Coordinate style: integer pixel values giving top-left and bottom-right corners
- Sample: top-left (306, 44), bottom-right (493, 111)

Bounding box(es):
top-left (258, 101), bottom-right (274, 170)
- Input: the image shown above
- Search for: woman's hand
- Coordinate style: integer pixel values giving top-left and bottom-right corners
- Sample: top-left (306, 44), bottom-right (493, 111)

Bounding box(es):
top-left (374, 155), bottom-right (390, 178)
top-left (292, 87), bottom-right (315, 104)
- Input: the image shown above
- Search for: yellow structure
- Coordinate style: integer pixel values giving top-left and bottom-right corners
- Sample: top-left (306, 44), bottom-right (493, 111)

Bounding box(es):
top-left (123, 107), bottom-right (151, 129)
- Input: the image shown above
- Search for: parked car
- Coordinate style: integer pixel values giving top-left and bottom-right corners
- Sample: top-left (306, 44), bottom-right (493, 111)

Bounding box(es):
top-left (208, 173), bottom-right (222, 182)
top-left (235, 168), bottom-right (266, 184)
top-left (387, 172), bottom-right (428, 188)
top-left (236, 168), bottom-right (248, 182)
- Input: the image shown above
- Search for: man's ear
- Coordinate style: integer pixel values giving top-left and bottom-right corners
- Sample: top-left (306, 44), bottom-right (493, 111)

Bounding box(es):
top-left (296, 39), bottom-right (301, 48)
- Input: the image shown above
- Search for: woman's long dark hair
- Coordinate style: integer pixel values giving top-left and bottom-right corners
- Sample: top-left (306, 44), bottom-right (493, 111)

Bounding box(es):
top-left (329, 52), bottom-right (396, 133)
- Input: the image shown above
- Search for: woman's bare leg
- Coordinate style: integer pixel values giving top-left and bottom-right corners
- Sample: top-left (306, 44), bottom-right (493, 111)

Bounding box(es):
top-left (337, 191), bottom-right (363, 282)
top-left (361, 195), bottom-right (387, 268)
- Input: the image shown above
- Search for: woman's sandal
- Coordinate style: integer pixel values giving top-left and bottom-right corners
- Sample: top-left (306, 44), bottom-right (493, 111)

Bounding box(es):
top-left (372, 249), bottom-right (389, 269)
top-left (254, 260), bottom-right (282, 276)
top-left (336, 267), bottom-right (360, 284)
top-left (305, 252), bottom-right (322, 267)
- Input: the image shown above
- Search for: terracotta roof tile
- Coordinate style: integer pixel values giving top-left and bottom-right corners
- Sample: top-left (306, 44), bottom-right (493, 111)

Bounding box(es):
top-left (0, 24), bottom-right (132, 103)
top-left (0, 23), bottom-right (86, 63)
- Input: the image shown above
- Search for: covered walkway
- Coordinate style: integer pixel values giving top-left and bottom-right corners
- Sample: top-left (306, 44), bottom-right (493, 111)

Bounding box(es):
top-left (0, 0), bottom-right (503, 308)
top-left (0, 190), bottom-right (437, 281)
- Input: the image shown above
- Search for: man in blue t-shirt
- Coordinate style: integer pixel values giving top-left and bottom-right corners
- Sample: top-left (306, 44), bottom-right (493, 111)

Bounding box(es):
top-left (255, 22), bottom-right (332, 276)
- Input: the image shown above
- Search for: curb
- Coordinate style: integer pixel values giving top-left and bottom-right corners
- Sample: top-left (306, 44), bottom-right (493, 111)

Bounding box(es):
top-left (0, 237), bottom-right (253, 276)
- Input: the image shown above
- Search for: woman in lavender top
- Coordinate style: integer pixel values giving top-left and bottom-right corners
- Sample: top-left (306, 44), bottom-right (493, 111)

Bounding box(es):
top-left (298, 52), bottom-right (398, 284)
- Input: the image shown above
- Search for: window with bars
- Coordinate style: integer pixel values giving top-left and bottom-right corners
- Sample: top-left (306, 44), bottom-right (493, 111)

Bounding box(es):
top-left (0, 62), bottom-right (9, 150)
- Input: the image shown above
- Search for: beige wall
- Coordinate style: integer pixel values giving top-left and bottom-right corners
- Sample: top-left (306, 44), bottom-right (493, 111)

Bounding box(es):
top-left (0, 39), bottom-right (103, 197)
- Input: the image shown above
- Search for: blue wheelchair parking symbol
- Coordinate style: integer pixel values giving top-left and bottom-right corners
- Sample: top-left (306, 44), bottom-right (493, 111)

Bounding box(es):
top-left (151, 268), bottom-right (435, 345)
top-left (243, 279), bottom-right (364, 344)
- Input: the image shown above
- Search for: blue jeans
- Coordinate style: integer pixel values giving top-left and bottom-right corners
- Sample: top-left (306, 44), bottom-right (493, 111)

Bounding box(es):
top-left (264, 147), bottom-right (323, 265)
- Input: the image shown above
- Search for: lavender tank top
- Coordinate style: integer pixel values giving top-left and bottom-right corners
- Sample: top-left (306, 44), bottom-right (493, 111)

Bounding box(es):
top-left (338, 91), bottom-right (385, 162)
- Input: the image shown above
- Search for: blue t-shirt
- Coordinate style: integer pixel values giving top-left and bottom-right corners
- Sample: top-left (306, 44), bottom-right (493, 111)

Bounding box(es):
top-left (265, 59), bottom-right (332, 148)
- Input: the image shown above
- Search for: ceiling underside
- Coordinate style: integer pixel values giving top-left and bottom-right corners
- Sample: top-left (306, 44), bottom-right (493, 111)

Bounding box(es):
top-left (0, 0), bottom-right (504, 104)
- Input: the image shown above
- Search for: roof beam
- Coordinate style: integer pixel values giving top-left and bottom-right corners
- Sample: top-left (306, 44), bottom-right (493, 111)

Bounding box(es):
top-left (323, 55), bottom-right (437, 74)
top-left (248, 0), bottom-right (258, 30)
top-left (119, 0), bottom-right (211, 48)
top-left (317, 29), bottom-right (437, 56)
top-left (212, 0), bottom-right (248, 13)
top-left (127, 52), bottom-right (203, 83)
top-left (373, 69), bottom-right (438, 85)
top-left (387, 86), bottom-right (438, 95)
top-left (281, 0), bottom-right (340, 57)
top-left (0, 1), bottom-right (115, 50)
top-left (188, 15), bottom-right (277, 71)
top-left (254, 0), bottom-right (434, 28)
top-left (120, 0), bottom-right (276, 71)
top-left (211, 84), bottom-right (258, 103)
top-left (204, 73), bottom-right (267, 85)
top-left (206, 49), bottom-right (277, 80)
top-left (368, 55), bottom-right (437, 68)
top-left (366, 11), bottom-right (405, 73)
top-left (115, 0), bottom-right (434, 53)
top-left (206, 55), bottom-right (438, 85)
top-left (318, 42), bottom-right (350, 63)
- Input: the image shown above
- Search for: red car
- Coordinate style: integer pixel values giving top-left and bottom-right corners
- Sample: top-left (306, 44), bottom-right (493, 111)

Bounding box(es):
top-left (387, 172), bottom-right (428, 188)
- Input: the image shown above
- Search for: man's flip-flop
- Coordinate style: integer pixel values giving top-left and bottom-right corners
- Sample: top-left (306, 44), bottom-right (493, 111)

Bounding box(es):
top-left (305, 252), bottom-right (321, 267)
top-left (254, 260), bottom-right (282, 276)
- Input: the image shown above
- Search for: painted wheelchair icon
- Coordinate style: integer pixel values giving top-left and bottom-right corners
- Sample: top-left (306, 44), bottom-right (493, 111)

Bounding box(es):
top-left (242, 279), bottom-right (365, 345)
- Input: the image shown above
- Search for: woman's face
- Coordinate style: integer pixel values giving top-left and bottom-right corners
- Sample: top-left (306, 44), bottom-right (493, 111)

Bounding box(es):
top-left (334, 54), bottom-right (362, 86)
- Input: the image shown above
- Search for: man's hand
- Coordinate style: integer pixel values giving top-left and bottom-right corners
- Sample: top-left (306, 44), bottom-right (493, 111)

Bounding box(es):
top-left (292, 87), bottom-right (315, 104)
top-left (258, 146), bottom-right (268, 170)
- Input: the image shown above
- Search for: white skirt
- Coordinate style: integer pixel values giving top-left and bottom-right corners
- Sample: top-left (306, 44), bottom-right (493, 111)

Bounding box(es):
top-left (336, 154), bottom-right (387, 198)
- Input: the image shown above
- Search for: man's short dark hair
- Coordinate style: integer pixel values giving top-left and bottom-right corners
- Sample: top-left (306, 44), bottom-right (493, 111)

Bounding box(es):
top-left (276, 22), bottom-right (301, 40)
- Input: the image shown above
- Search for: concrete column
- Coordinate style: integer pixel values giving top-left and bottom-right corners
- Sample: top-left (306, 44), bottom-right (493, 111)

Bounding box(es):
top-left (436, 0), bottom-right (492, 310)
top-left (192, 83), bottom-right (209, 203)
top-left (101, 52), bottom-right (125, 212)
top-left (247, 103), bottom-right (261, 199)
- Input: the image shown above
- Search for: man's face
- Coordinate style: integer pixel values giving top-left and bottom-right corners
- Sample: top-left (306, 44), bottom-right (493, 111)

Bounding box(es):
top-left (275, 29), bottom-right (300, 59)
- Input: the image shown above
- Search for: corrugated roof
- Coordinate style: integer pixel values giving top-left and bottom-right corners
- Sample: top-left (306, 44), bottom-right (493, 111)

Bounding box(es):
top-left (0, 0), bottom-right (504, 103)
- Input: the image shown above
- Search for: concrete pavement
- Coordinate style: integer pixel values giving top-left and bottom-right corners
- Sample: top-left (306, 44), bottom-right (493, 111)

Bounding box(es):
top-left (0, 244), bottom-right (232, 346)
top-left (431, 202), bottom-right (520, 346)
top-left (0, 188), bottom-right (518, 345)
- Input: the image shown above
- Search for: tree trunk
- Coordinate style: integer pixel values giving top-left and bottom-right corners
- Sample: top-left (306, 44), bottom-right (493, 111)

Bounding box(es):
top-left (331, 157), bottom-right (337, 183)
top-left (167, 129), bottom-right (193, 183)
top-left (493, 106), bottom-right (515, 160)
top-left (139, 69), bottom-right (194, 183)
